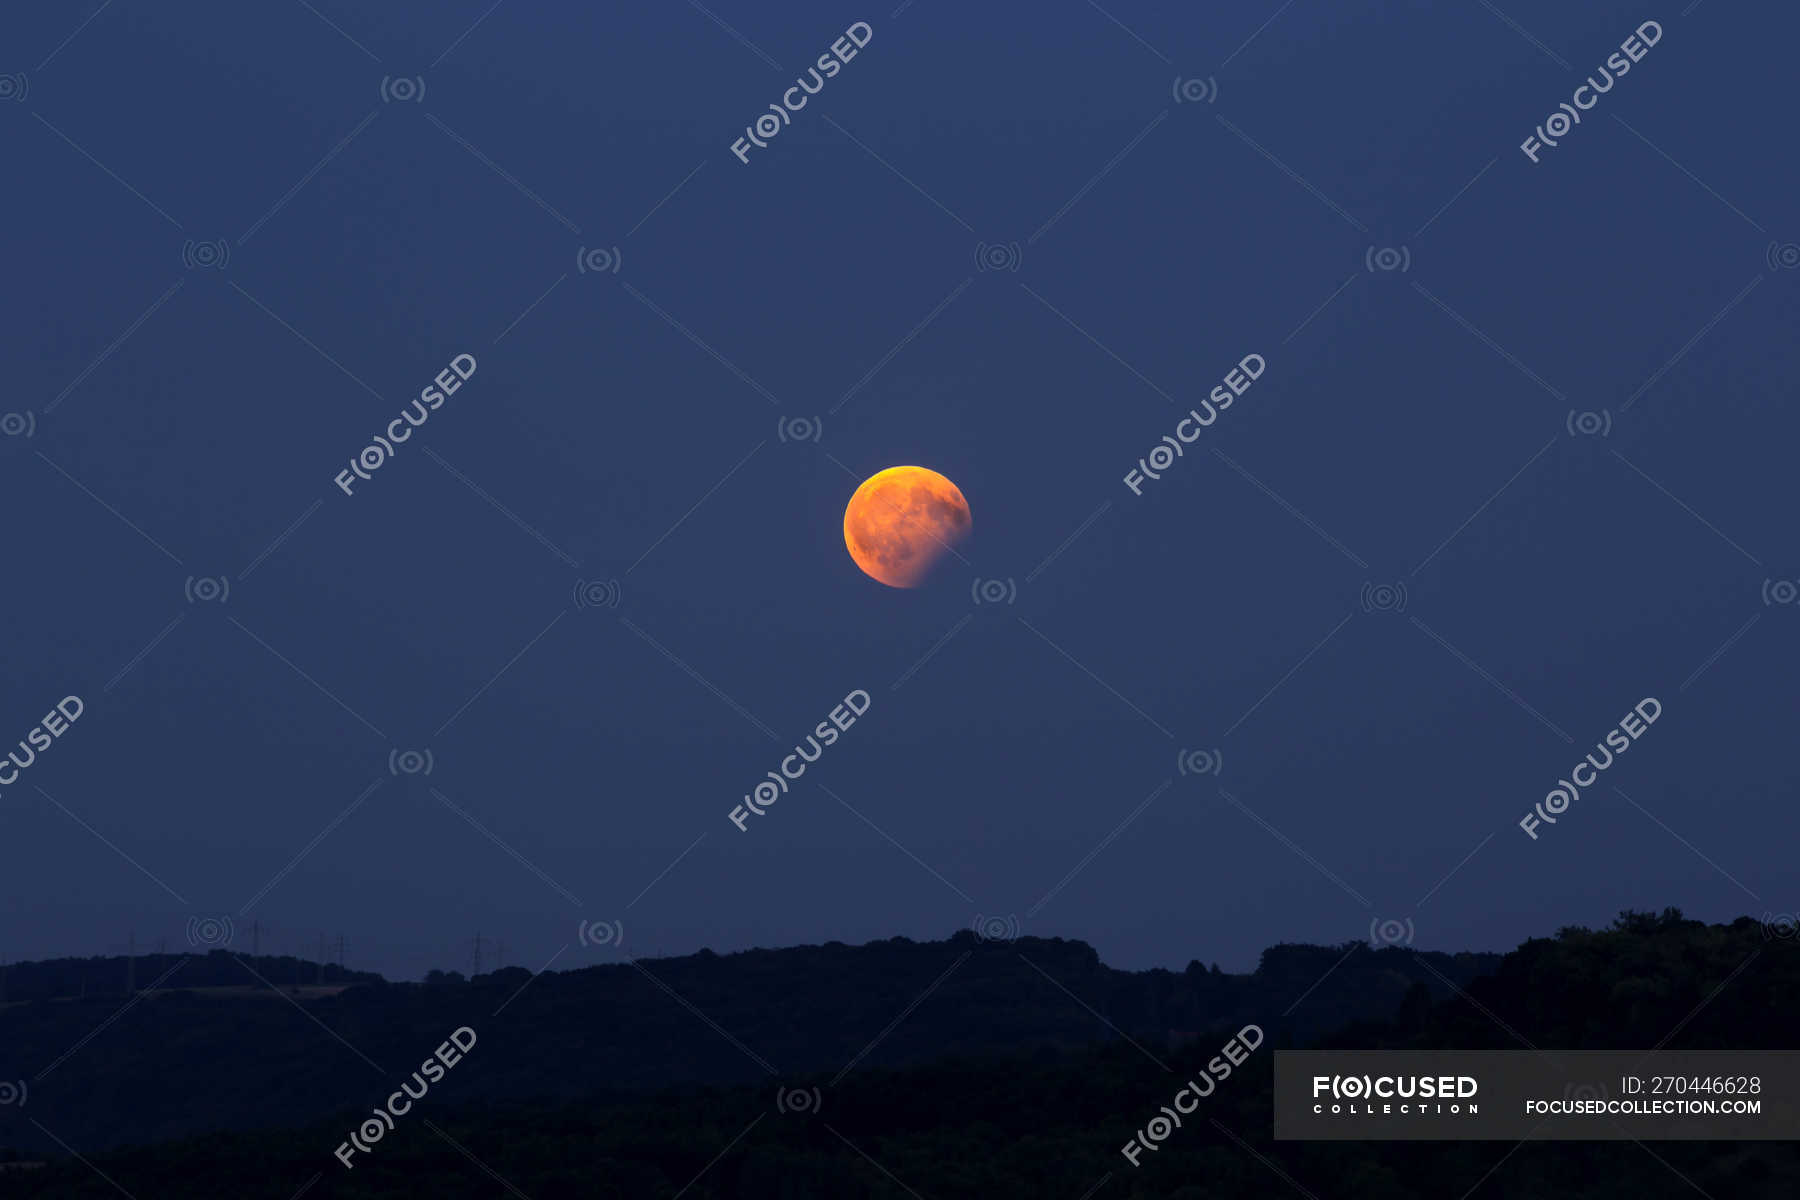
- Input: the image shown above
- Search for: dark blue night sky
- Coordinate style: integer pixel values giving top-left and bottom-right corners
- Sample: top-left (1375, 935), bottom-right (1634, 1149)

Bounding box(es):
top-left (2, 0), bottom-right (1796, 981)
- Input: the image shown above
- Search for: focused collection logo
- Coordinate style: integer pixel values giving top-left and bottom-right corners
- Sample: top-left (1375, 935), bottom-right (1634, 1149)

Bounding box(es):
top-left (1310, 1074), bottom-right (1480, 1117)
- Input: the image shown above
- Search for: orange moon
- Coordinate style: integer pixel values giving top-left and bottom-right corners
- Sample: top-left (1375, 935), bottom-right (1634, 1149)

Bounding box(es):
top-left (843, 466), bottom-right (971, 588)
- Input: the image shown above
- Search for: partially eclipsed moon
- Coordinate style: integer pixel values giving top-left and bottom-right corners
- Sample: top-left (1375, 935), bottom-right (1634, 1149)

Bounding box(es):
top-left (844, 466), bottom-right (971, 588)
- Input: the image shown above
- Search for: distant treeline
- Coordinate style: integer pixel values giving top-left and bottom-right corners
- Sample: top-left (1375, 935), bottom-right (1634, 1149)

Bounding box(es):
top-left (0, 932), bottom-right (1495, 1153)
top-left (0, 950), bottom-right (380, 1003)
top-left (0, 911), bottom-right (1792, 1198)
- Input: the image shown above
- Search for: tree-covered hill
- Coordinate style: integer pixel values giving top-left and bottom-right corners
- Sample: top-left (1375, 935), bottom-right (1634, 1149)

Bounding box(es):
top-left (0, 930), bottom-right (1497, 1154)
top-left (3, 911), bottom-right (1792, 1199)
